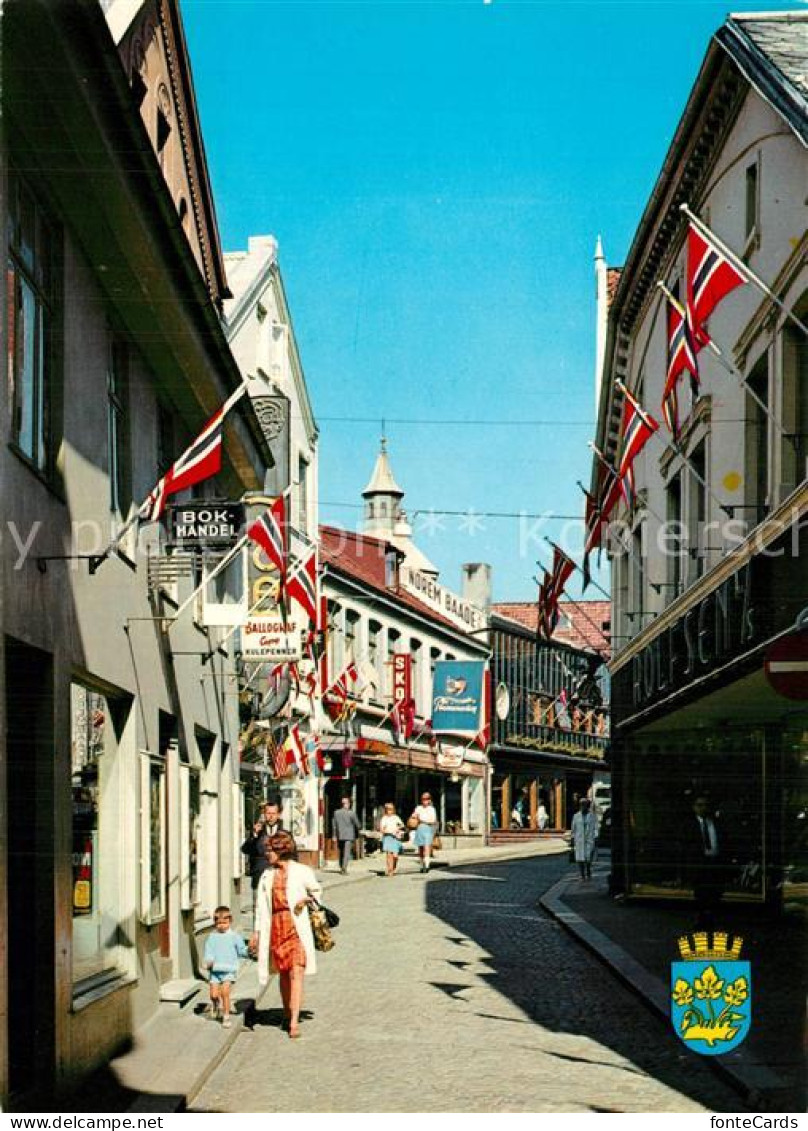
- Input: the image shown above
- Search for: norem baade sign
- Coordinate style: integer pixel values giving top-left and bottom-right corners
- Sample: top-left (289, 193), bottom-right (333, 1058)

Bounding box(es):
top-left (432, 660), bottom-right (485, 734)
top-left (168, 502), bottom-right (244, 547)
top-left (400, 566), bottom-right (487, 634)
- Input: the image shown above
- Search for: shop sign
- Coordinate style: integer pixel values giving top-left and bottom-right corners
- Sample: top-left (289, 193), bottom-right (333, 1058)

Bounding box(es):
top-left (167, 501), bottom-right (244, 547)
top-left (764, 629), bottom-right (808, 700)
top-left (241, 614), bottom-right (302, 662)
top-left (400, 566), bottom-right (487, 633)
top-left (436, 745), bottom-right (464, 770)
top-left (629, 562), bottom-right (755, 710)
top-left (392, 653), bottom-right (412, 707)
top-left (356, 738), bottom-right (390, 755)
top-left (432, 660), bottom-right (484, 734)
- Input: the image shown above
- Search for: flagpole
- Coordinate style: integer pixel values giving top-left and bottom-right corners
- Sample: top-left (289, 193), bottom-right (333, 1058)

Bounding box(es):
top-left (166, 536), bottom-right (247, 630)
top-left (657, 281), bottom-right (788, 438)
top-left (584, 450), bottom-right (667, 598)
top-left (534, 561), bottom-right (610, 661)
top-left (92, 379), bottom-right (253, 572)
top-left (680, 204), bottom-right (808, 338)
top-left (545, 531), bottom-right (611, 602)
top-left (614, 379), bottom-right (734, 518)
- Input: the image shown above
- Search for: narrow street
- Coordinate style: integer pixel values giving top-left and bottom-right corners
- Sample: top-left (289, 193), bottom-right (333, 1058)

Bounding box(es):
top-left (191, 857), bottom-right (744, 1113)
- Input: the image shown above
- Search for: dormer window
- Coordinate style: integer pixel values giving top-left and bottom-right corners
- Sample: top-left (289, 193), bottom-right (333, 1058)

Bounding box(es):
top-left (256, 303), bottom-right (267, 323)
top-left (385, 550), bottom-right (399, 589)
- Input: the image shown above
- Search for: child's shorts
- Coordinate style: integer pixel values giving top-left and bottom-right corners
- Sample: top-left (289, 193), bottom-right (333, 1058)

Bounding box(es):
top-left (210, 971), bottom-right (237, 984)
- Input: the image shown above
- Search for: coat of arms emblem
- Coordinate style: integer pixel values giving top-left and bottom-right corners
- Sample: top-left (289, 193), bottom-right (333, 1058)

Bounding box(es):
top-left (670, 932), bottom-right (751, 1056)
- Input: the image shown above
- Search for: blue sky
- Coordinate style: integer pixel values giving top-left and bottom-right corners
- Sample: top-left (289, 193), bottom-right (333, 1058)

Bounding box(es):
top-left (184, 0), bottom-right (795, 602)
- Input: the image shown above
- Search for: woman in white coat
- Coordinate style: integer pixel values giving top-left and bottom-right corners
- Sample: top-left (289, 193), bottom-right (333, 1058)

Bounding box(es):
top-left (571, 798), bottom-right (598, 880)
top-left (250, 830), bottom-right (322, 1039)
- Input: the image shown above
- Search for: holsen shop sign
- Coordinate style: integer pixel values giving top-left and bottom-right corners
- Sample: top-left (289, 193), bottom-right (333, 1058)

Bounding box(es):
top-left (631, 562), bottom-right (755, 709)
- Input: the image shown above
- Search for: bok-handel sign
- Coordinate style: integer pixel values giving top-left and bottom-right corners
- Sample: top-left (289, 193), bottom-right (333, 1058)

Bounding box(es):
top-left (431, 661), bottom-right (484, 734)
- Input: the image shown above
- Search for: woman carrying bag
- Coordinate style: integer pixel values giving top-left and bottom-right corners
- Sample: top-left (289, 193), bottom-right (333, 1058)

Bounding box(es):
top-left (379, 802), bottom-right (406, 876)
top-left (410, 791), bottom-right (438, 874)
top-left (250, 831), bottom-right (322, 1039)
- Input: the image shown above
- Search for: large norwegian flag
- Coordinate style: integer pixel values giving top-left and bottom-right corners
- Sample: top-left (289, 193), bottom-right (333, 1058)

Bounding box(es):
top-left (618, 384), bottom-right (659, 492)
top-left (287, 550), bottom-right (318, 625)
top-left (141, 407), bottom-right (224, 522)
top-left (686, 224), bottom-right (746, 347)
top-left (247, 496), bottom-right (287, 582)
top-left (282, 723), bottom-right (309, 776)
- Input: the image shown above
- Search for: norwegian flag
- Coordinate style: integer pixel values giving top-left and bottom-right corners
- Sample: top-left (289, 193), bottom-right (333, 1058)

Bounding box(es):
top-left (537, 545), bottom-right (575, 640)
top-left (662, 284), bottom-right (700, 442)
top-left (391, 697), bottom-right (416, 743)
top-left (661, 367), bottom-right (681, 442)
top-left (287, 550), bottom-right (318, 625)
top-left (686, 224), bottom-right (746, 347)
top-left (247, 496), bottom-right (287, 582)
top-left (141, 407), bottom-right (224, 522)
top-left (581, 487), bottom-right (602, 593)
top-left (618, 385), bottom-right (659, 496)
top-left (475, 668), bottom-right (491, 751)
top-left (323, 661), bottom-right (358, 721)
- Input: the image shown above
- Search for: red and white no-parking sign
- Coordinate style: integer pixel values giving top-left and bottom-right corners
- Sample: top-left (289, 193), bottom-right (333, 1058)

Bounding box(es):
top-left (764, 629), bottom-right (808, 700)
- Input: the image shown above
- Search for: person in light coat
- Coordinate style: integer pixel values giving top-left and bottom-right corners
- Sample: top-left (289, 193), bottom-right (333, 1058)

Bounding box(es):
top-left (571, 797), bottom-right (598, 880)
top-left (250, 831), bottom-right (322, 1039)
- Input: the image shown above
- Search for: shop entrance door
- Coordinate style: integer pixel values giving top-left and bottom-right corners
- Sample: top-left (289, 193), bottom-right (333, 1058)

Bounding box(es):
top-left (6, 638), bottom-right (56, 1099)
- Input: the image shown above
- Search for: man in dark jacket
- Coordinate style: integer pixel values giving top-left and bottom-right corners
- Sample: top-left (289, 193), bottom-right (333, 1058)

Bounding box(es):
top-left (242, 800), bottom-right (282, 901)
top-left (332, 796), bottom-right (361, 874)
top-left (682, 795), bottom-right (723, 930)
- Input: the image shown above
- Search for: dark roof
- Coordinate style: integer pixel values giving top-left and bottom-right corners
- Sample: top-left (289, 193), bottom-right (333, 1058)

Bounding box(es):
top-left (319, 526), bottom-right (484, 642)
top-left (491, 601), bottom-right (612, 660)
top-left (718, 12), bottom-right (808, 146)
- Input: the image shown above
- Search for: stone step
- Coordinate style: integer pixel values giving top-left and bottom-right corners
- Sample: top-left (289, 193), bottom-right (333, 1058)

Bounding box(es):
top-left (159, 978), bottom-right (204, 1007)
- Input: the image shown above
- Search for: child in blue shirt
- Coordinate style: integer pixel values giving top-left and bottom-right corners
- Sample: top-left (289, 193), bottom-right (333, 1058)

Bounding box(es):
top-left (203, 905), bottom-right (248, 1027)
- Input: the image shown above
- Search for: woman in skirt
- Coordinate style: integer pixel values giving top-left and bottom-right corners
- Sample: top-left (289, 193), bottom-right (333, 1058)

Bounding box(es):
top-left (410, 791), bottom-right (438, 873)
top-left (251, 831), bottom-right (322, 1039)
top-left (379, 802), bottom-right (406, 876)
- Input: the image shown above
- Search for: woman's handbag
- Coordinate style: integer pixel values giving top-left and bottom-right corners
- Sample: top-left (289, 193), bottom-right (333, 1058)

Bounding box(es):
top-left (312, 897), bottom-right (340, 929)
top-left (432, 833), bottom-right (442, 851)
top-left (309, 906), bottom-right (335, 952)
top-left (407, 815), bottom-right (419, 830)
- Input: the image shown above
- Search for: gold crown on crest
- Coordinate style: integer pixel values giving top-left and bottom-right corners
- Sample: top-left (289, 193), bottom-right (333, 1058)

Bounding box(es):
top-left (677, 932), bottom-right (743, 961)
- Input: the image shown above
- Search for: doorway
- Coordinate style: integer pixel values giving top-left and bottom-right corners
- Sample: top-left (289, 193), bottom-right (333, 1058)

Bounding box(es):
top-left (6, 637), bottom-right (56, 1099)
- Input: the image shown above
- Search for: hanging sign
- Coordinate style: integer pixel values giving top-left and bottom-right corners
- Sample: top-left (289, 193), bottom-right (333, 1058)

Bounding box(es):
top-left (241, 614), bottom-right (302, 662)
top-left (167, 501), bottom-right (244, 548)
top-left (431, 660), bottom-right (485, 734)
top-left (436, 745), bottom-right (465, 770)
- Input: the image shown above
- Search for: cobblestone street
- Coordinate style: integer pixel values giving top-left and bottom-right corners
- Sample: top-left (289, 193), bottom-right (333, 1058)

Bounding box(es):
top-left (191, 857), bottom-right (745, 1113)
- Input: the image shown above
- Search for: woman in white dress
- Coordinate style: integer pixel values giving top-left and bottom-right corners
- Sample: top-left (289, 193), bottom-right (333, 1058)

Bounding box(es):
top-left (379, 802), bottom-right (406, 876)
top-left (571, 798), bottom-right (598, 880)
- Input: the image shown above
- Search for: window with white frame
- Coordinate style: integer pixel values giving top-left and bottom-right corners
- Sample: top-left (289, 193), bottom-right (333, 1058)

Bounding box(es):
top-left (140, 753), bottom-right (167, 925)
top-left (368, 620), bottom-right (382, 700)
top-left (71, 682), bottom-right (128, 987)
top-left (745, 354), bottom-right (770, 525)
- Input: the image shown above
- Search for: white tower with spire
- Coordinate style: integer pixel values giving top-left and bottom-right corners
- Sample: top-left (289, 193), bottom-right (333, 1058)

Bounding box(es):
top-left (362, 437), bottom-right (438, 576)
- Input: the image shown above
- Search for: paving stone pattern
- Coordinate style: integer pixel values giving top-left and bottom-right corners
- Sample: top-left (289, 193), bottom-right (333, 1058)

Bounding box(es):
top-left (191, 856), bottom-right (746, 1113)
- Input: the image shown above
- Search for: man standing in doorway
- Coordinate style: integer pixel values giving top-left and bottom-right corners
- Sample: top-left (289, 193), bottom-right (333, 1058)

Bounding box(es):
top-left (332, 796), bottom-right (361, 874)
top-left (683, 794), bottom-right (723, 930)
top-left (242, 800), bottom-right (283, 904)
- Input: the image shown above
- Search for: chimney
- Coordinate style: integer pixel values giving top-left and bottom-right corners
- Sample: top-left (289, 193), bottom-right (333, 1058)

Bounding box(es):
top-left (462, 563), bottom-right (492, 610)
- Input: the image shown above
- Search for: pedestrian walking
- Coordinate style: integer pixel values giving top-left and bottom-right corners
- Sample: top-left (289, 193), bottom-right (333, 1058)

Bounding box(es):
top-left (571, 797), bottom-right (598, 880)
top-left (332, 796), bottom-right (361, 874)
top-left (379, 802), bottom-right (406, 876)
top-left (241, 800), bottom-right (283, 905)
top-left (203, 906), bottom-right (248, 1028)
top-left (410, 791), bottom-right (438, 873)
top-left (250, 831), bottom-right (322, 1039)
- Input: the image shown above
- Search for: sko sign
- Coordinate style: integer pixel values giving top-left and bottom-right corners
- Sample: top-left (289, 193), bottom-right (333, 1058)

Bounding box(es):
top-left (764, 629), bottom-right (808, 700)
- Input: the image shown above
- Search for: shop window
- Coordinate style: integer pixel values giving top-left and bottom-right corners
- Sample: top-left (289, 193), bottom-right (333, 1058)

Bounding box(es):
top-left (7, 171), bottom-right (60, 476)
top-left (180, 765), bottom-right (201, 910)
top-left (744, 354), bottom-right (770, 525)
top-left (71, 683), bottom-right (126, 986)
